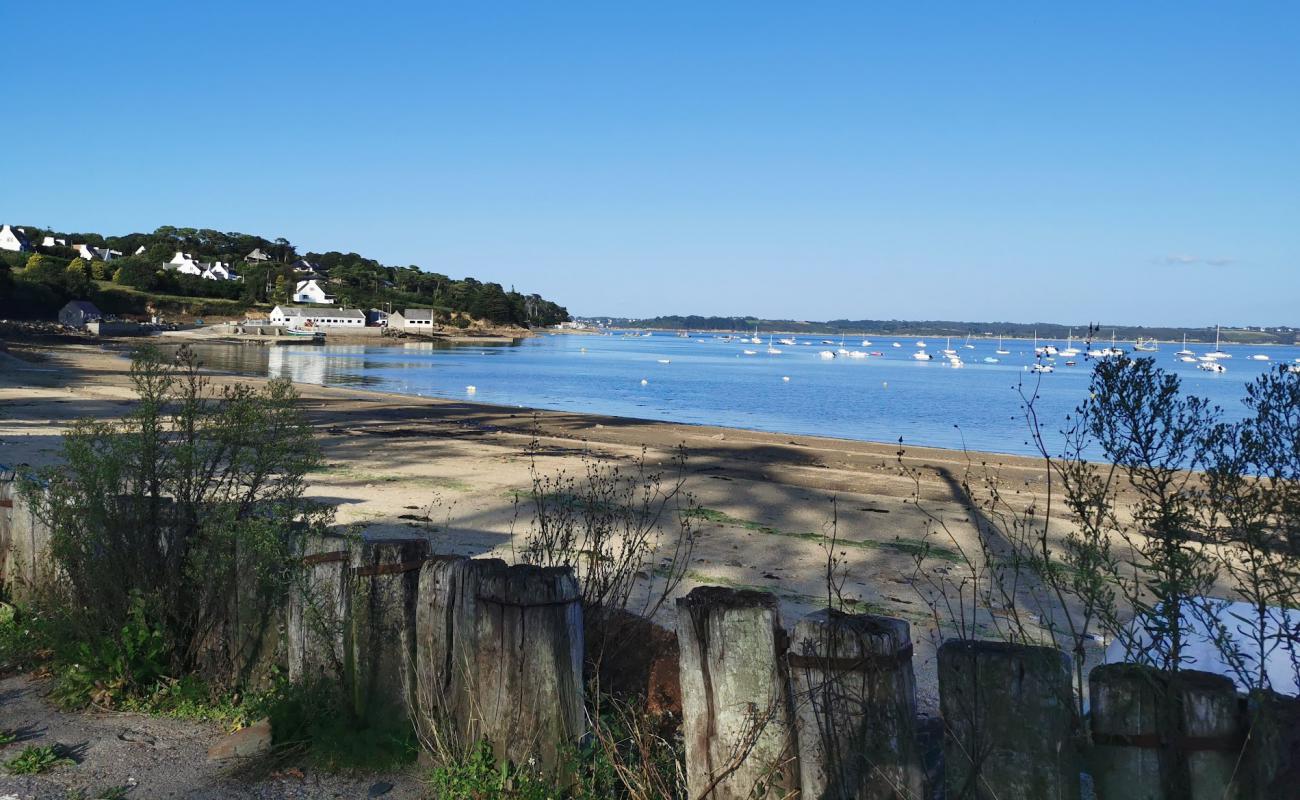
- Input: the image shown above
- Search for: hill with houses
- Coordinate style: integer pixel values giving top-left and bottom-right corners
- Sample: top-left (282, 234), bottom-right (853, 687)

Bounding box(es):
top-left (0, 223), bottom-right (569, 328)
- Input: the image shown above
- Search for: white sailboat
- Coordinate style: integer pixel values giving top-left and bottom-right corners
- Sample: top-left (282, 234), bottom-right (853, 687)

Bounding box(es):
top-left (750, 325), bottom-right (762, 345)
top-left (962, 334), bottom-right (975, 350)
top-left (766, 335), bottom-right (782, 355)
top-left (995, 335), bottom-right (1010, 356)
top-left (1060, 330), bottom-right (1080, 357)
top-left (1205, 327), bottom-right (1231, 359)
top-left (942, 337), bottom-right (958, 357)
top-left (1176, 335), bottom-right (1194, 356)
top-left (860, 338), bottom-right (872, 346)
top-left (1134, 337), bottom-right (1158, 352)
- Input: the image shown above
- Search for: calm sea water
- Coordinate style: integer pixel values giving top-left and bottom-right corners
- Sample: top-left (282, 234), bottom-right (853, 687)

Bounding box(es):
top-left (171, 334), bottom-right (1300, 458)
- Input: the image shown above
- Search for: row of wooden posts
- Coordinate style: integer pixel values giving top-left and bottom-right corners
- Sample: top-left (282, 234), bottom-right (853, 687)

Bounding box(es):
top-left (1, 476), bottom-right (1292, 799)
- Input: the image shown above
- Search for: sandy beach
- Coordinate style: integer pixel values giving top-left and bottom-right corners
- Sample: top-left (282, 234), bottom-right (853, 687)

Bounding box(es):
top-left (0, 338), bottom-right (1094, 713)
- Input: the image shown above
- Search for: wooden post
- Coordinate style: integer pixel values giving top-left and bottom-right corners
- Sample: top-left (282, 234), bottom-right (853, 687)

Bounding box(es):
top-left (1242, 689), bottom-right (1300, 799)
top-left (286, 533), bottom-right (351, 683)
top-left (789, 609), bottom-right (924, 800)
top-left (1089, 664), bottom-right (1243, 800)
top-left (938, 640), bottom-right (1079, 800)
top-left (0, 468), bottom-right (13, 591)
top-left (677, 586), bottom-right (799, 800)
top-left (413, 557), bottom-right (585, 774)
top-left (4, 481), bottom-right (52, 603)
top-left (347, 536), bottom-right (429, 721)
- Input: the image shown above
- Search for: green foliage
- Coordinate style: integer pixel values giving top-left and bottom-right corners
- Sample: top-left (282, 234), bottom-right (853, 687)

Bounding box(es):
top-left (51, 592), bottom-right (170, 709)
top-left (90, 259), bottom-right (107, 281)
top-left (426, 738), bottom-right (620, 800)
top-left (253, 675), bottom-right (418, 772)
top-left (64, 257), bottom-right (92, 296)
top-left (4, 744), bottom-right (75, 775)
top-left (0, 730), bottom-right (17, 746)
top-left (23, 253), bottom-right (66, 285)
top-left (33, 345), bottom-right (328, 690)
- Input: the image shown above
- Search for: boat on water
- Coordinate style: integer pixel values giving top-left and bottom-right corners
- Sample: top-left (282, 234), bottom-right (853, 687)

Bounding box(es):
top-left (1176, 335), bottom-right (1194, 356)
top-left (995, 335), bottom-right (1010, 356)
top-left (818, 350), bottom-right (836, 359)
top-left (749, 326), bottom-right (762, 344)
top-left (912, 351), bottom-right (933, 361)
top-left (861, 339), bottom-right (872, 346)
top-left (778, 337), bottom-right (796, 346)
top-left (821, 339), bottom-right (836, 345)
top-left (1060, 331), bottom-right (1080, 357)
top-left (892, 342), bottom-right (902, 348)
top-left (657, 359), bottom-right (671, 364)
top-left (915, 340), bottom-right (927, 348)
top-left (1088, 331), bottom-right (1124, 358)
top-left (1031, 362), bottom-right (1055, 373)
top-left (1204, 327), bottom-right (1231, 359)
top-left (1199, 361), bottom-right (1227, 373)
top-left (743, 349), bottom-right (758, 355)
top-left (942, 337), bottom-right (958, 357)
top-left (1134, 337), bottom-right (1159, 352)
top-left (947, 357), bottom-right (964, 368)
top-left (983, 356), bottom-right (999, 363)
top-left (766, 335), bottom-right (782, 355)
top-left (284, 326), bottom-right (324, 339)
top-left (962, 334), bottom-right (975, 350)
top-left (1179, 355), bottom-right (1197, 363)
top-left (847, 350), bottom-right (868, 359)
top-left (1033, 332), bottom-right (1059, 357)
top-left (1250, 354), bottom-right (1270, 361)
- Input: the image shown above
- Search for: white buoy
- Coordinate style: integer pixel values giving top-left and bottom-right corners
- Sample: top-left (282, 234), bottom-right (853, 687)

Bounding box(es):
top-left (882, 382), bottom-right (888, 389)
top-left (466, 385), bottom-right (476, 394)
top-left (640, 378), bottom-right (649, 385)
top-left (782, 376), bottom-right (790, 382)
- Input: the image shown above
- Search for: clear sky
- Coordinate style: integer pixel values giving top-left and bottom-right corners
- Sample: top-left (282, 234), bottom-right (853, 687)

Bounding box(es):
top-left (3, 2), bottom-right (1296, 327)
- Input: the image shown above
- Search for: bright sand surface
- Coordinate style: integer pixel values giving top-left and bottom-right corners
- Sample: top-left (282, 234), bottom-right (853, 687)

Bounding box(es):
top-left (0, 339), bottom-right (1113, 713)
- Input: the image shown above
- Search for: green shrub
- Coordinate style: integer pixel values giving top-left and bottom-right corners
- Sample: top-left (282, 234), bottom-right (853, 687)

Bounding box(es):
top-left (4, 744), bottom-right (75, 775)
top-left (30, 345), bottom-right (329, 693)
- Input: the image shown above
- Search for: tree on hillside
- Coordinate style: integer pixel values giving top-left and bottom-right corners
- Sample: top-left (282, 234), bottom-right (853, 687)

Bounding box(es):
top-left (64, 258), bottom-right (92, 297)
top-left (24, 254), bottom-right (66, 285)
top-left (273, 274), bottom-right (288, 303)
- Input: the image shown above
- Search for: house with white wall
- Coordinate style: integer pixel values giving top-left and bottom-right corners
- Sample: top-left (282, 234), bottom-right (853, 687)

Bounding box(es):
top-left (0, 225), bottom-right (31, 252)
top-left (292, 279), bottom-right (334, 304)
top-left (389, 308), bottom-right (439, 331)
top-left (42, 235), bottom-right (68, 248)
top-left (74, 244), bottom-right (122, 261)
top-left (269, 306), bottom-right (364, 328)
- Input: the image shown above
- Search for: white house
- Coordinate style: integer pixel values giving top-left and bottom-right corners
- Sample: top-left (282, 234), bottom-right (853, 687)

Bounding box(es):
top-left (246, 248), bottom-right (272, 262)
top-left (42, 235), bottom-right (68, 248)
top-left (164, 251), bottom-right (238, 281)
top-left (389, 308), bottom-right (438, 331)
top-left (0, 225), bottom-right (31, 252)
top-left (74, 244), bottom-right (122, 261)
top-left (292, 279), bottom-right (334, 304)
top-left (269, 306), bottom-right (365, 328)
top-left (133, 245), bottom-right (147, 255)
top-left (202, 262), bottom-right (236, 281)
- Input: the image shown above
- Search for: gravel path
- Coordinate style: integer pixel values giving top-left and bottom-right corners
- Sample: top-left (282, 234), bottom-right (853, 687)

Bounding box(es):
top-left (0, 675), bottom-right (425, 800)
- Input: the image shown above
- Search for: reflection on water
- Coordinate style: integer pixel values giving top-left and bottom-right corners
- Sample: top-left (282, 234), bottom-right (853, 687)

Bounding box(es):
top-left (139, 336), bottom-right (1300, 457)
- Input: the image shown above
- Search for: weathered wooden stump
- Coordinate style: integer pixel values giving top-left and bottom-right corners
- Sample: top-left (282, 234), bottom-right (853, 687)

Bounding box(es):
top-left (0, 469), bottom-right (13, 590)
top-left (413, 557), bottom-right (585, 774)
top-left (677, 586), bottom-right (799, 800)
top-left (286, 533), bottom-right (351, 683)
top-left (3, 481), bottom-right (52, 602)
top-left (790, 609), bottom-right (924, 800)
top-left (1242, 689), bottom-right (1300, 799)
top-left (347, 536), bottom-right (429, 721)
top-left (1089, 664), bottom-right (1243, 800)
top-left (938, 640), bottom-right (1079, 800)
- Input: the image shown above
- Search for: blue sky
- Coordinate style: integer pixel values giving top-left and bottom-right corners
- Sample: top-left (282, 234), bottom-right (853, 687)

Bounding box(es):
top-left (3, 2), bottom-right (1296, 326)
